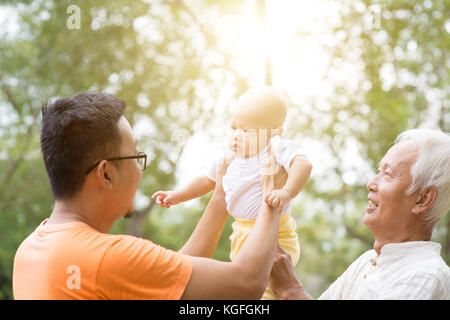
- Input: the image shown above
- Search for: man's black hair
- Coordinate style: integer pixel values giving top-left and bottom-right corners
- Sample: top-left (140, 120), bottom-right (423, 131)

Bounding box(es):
top-left (40, 91), bottom-right (126, 199)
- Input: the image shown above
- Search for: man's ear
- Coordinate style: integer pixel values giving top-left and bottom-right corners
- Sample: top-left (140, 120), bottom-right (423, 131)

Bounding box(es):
top-left (95, 160), bottom-right (114, 190)
top-left (412, 186), bottom-right (437, 215)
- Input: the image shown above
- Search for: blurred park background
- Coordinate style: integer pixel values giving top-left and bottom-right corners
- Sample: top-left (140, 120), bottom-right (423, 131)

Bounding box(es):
top-left (0, 0), bottom-right (449, 299)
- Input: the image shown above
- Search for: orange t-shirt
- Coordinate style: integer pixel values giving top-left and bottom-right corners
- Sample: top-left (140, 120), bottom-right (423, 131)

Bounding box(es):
top-left (13, 219), bottom-right (193, 300)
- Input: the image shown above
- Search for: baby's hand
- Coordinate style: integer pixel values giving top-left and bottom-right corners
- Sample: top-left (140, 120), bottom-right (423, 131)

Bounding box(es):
top-left (264, 189), bottom-right (291, 210)
top-left (151, 190), bottom-right (181, 208)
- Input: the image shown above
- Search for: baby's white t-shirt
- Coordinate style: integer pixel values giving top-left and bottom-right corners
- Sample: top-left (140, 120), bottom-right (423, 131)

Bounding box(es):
top-left (206, 136), bottom-right (307, 220)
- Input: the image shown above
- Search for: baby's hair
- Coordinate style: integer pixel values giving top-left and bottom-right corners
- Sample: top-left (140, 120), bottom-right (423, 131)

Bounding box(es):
top-left (236, 86), bottom-right (287, 128)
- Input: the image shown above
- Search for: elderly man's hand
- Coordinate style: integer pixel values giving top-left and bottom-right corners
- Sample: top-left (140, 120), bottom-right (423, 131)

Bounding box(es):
top-left (269, 244), bottom-right (312, 300)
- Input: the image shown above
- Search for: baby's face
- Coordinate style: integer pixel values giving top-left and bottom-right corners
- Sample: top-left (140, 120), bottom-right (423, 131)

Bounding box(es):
top-left (228, 87), bottom-right (286, 158)
top-left (227, 112), bottom-right (278, 158)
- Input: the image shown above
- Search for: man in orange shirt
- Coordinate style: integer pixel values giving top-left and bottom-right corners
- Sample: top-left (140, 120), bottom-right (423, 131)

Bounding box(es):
top-left (13, 92), bottom-right (286, 299)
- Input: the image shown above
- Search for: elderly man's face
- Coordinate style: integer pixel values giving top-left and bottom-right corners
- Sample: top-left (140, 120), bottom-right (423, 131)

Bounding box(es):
top-left (364, 141), bottom-right (420, 238)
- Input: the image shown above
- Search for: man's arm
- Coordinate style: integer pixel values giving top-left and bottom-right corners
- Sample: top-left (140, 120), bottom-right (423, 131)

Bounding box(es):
top-left (180, 150), bottom-right (286, 299)
top-left (181, 202), bottom-right (279, 299)
top-left (179, 157), bottom-right (231, 257)
top-left (178, 188), bottom-right (228, 258)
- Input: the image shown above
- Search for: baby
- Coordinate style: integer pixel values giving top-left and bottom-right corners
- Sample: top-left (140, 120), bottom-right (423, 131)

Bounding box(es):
top-left (152, 86), bottom-right (312, 299)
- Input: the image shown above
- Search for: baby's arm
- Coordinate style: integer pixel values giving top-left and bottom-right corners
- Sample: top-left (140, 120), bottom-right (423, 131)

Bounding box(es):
top-left (265, 156), bottom-right (312, 208)
top-left (152, 175), bottom-right (215, 208)
top-left (281, 155), bottom-right (312, 199)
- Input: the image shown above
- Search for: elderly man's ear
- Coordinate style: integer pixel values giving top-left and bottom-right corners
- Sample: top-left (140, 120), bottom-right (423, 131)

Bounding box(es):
top-left (412, 186), bottom-right (437, 215)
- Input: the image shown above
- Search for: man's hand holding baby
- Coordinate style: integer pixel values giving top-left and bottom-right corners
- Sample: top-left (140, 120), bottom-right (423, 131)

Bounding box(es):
top-left (264, 188), bottom-right (291, 209)
top-left (260, 145), bottom-right (288, 214)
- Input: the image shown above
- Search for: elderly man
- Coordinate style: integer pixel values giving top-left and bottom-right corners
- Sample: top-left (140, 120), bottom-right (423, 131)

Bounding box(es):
top-left (12, 91), bottom-right (287, 299)
top-left (269, 129), bottom-right (450, 299)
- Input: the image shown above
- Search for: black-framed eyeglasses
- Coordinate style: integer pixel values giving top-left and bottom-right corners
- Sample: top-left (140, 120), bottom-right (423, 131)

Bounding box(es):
top-left (85, 152), bottom-right (147, 174)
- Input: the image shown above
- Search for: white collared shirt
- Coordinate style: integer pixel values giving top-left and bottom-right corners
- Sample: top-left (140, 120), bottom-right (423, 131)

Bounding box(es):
top-left (319, 241), bottom-right (450, 300)
top-left (206, 136), bottom-right (306, 219)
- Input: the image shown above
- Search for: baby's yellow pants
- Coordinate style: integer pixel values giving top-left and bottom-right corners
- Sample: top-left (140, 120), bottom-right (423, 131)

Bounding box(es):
top-left (229, 212), bottom-right (300, 300)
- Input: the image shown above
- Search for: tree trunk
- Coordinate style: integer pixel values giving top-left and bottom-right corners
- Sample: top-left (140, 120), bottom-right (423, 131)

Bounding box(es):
top-left (256, 0), bottom-right (272, 85)
top-left (126, 202), bottom-right (155, 237)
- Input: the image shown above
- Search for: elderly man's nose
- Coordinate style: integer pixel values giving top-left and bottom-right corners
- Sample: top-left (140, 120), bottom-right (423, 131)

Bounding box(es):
top-left (366, 176), bottom-right (378, 192)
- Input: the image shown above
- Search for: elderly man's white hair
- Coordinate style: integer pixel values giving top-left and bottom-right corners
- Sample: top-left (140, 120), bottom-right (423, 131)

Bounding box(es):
top-left (395, 128), bottom-right (450, 230)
